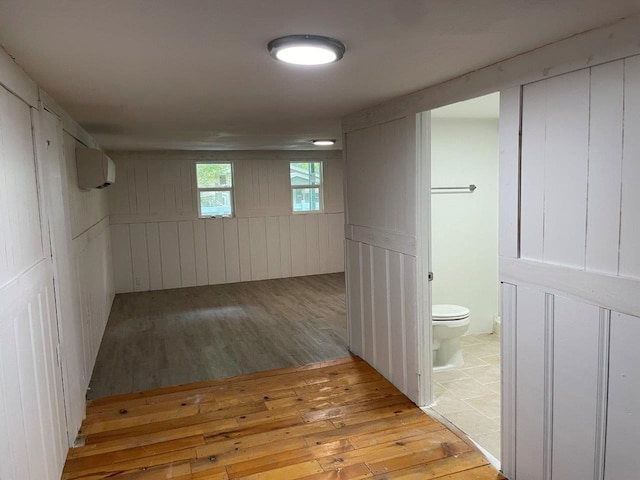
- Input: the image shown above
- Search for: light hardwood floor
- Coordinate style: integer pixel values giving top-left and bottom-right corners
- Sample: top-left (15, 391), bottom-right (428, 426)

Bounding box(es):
top-left (89, 274), bottom-right (348, 400)
top-left (65, 357), bottom-right (505, 479)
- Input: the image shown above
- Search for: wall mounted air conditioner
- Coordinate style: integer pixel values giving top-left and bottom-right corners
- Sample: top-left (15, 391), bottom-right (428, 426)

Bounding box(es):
top-left (76, 148), bottom-right (116, 190)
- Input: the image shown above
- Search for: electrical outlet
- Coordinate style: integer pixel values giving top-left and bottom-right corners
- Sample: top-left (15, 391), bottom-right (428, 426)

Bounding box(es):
top-left (135, 276), bottom-right (141, 286)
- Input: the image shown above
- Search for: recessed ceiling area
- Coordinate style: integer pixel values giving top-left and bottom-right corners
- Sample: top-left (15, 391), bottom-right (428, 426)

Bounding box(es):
top-left (431, 92), bottom-right (500, 120)
top-left (0, 1), bottom-right (638, 151)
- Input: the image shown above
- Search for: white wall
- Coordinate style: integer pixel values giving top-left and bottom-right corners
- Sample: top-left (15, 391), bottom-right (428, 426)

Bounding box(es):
top-left (344, 115), bottom-right (422, 403)
top-left (0, 50), bottom-right (114, 479)
top-left (108, 151), bottom-right (344, 293)
top-left (430, 118), bottom-right (499, 334)
top-left (343, 15), bottom-right (640, 479)
top-left (500, 56), bottom-right (640, 479)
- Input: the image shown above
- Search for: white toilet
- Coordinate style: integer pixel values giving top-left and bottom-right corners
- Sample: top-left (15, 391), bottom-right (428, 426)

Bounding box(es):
top-left (432, 304), bottom-right (471, 370)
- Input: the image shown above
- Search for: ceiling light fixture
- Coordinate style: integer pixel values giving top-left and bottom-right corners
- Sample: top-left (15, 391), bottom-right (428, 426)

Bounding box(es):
top-left (268, 35), bottom-right (345, 65)
top-left (312, 139), bottom-right (336, 146)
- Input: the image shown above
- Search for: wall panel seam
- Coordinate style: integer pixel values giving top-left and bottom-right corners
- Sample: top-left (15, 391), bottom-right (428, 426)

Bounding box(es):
top-left (543, 292), bottom-right (554, 480)
top-left (594, 308), bottom-right (610, 480)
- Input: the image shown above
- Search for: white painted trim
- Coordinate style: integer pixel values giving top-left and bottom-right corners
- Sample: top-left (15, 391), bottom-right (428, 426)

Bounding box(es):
top-left (594, 308), bottom-right (610, 480)
top-left (543, 293), bottom-right (555, 480)
top-left (110, 149), bottom-right (342, 162)
top-left (343, 15), bottom-right (640, 132)
top-left (0, 47), bottom-right (38, 107)
top-left (345, 224), bottom-right (416, 257)
top-left (415, 111), bottom-right (432, 406)
top-left (500, 257), bottom-right (640, 317)
top-left (501, 282), bottom-right (517, 478)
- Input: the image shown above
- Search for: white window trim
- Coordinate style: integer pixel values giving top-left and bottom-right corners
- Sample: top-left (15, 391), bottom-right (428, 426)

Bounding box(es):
top-left (290, 161), bottom-right (324, 214)
top-left (195, 161), bottom-right (236, 218)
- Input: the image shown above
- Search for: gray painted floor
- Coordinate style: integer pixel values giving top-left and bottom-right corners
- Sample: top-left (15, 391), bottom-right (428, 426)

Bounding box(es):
top-left (88, 273), bottom-right (348, 400)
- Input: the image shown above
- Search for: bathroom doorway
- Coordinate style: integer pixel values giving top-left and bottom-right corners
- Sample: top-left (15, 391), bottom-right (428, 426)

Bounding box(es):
top-left (423, 92), bottom-right (502, 463)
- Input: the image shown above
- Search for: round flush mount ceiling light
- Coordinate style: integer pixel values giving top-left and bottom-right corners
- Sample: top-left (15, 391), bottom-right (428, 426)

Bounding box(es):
top-left (268, 35), bottom-right (345, 65)
top-left (312, 139), bottom-right (336, 146)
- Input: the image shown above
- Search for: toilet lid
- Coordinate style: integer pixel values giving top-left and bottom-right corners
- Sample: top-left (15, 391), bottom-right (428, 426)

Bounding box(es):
top-left (432, 304), bottom-right (470, 321)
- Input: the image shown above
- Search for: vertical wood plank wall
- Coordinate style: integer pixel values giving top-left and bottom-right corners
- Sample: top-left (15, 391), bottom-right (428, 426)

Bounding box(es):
top-left (108, 152), bottom-right (345, 293)
top-left (0, 85), bottom-right (67, 480)
top-left (344, 116), bottom-right (420, 403)
top-left (502, 55), bottom-right (640, 479)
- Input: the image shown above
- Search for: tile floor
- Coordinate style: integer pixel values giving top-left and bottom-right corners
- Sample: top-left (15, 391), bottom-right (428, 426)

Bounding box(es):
top-left (429, 333), bottom-right (502, 459)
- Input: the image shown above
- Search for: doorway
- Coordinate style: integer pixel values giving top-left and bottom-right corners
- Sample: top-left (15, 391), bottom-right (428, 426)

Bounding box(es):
top-left (421, 93), bottom-right (502, 461)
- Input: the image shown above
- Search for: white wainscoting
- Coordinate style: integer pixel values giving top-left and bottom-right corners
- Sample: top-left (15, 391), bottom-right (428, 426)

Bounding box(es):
top-left (502, 280), bottom-right (639, 480)
top-left (0, 261), bottom-right (68, 480)
top-left (0, 80), bottom-right (67, 480)
top-left (111, 213), bottom-right (344, 293)
top-left (346, 235), bottom-right (419, 403)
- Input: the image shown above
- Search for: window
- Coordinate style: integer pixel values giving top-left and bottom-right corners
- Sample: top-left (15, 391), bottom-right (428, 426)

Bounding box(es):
top-left (196, 162), bottom-right (234, 217)
top-left (290, 161), bottom-right (323, 213)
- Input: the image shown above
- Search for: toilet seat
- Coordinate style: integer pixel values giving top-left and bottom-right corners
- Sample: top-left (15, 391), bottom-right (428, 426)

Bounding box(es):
top-left (432, 304), bottom-right (470, 321)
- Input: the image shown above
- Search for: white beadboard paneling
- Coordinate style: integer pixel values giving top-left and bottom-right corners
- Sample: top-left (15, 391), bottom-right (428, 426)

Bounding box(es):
top-left (318, 214), bottom-right (329, 274)
top-left (205, 219), bottom-right (226, 285)
top-left (520, 80), bottom-right (547, 261)
top-left (515, 285), bottom-right (547, 480)
top-left (111, 224), bottom-right (133, 293)
top-left (328, 214), bottom-right (345, 273)
top-left (372, 246), bottom-right (390, 379)
top-left (248, 217), bottom-right (268, 281)
top-left (134, 162), bottom-right (150, 214)
top-left (265, 217), bottom-right (281, 279)
top-left (290, 215), bottom-right (307, 276)
top-left (129, 223), bottom-right (150, 291)
top-left (388, 251), bottom-right (405, 391)
top-left (551, 296), bottom-right (601, 480)
top-left (498, 86), bottom-right (521, 259)
top-left (178, 221), bottom-right (197, 287)
top-left (605, 311), bottom-right (640, 478)
top-left (146, 223), bottom-right (163, 290)
top-left (361, 244), bottom-right (374, 361)
top-left (500, 283), bottom-right (517, 479)
top-left (15, 313), bottom-right (47, 479)
top-left (345, 117), bottom-right (416, 236)
top-left (279, 216), bottom-right (292, 277)
top-left (237, 218), bottom-right (252, 281)
top-left (1, 323), bottom-right (32, 478)
top-left (403, 254), bottom-right (418, 402)
top-left (107, 152), bottom-right (345, 292)
top-left (159, 222), bottom-right (181, 289)
top-left (0, 87), bottom-right (43, 284)
top-left (543, 70), bottom-right (590, 268)
top-left (324, 154), bottom-right (345, 214)
top-left (223, 218), bottom-right (241, 283)
top-left (586, 61), bottom-right (624, 274)
top-left (193, 221), bottom-right (208, 286)
top-left (619, 56), bottom-right (640, 279)
top-left (305, 215), bottom-right (320, 274)
top-left (346, 240), bottom-right (363, 355)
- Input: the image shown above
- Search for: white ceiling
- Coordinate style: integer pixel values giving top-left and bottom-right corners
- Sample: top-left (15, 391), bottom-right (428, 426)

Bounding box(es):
top-left (0, 1), bottom-right (638, 151)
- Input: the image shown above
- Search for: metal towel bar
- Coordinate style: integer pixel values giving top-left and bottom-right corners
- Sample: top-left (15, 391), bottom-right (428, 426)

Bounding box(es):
top-left (431, 184), bottom-right (477, 194)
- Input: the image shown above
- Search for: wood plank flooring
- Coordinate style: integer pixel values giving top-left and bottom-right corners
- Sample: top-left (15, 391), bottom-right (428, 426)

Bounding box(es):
top-left (89, 274), bottom-right (348, 399)
top-left (65, 357), bottom-right (505, 479)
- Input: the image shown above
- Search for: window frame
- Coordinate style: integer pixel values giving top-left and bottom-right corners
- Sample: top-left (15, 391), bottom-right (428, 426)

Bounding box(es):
top-left (195, 161), bottom-right (236, 218)
top-left (290, 161), bottom-right (324, 214)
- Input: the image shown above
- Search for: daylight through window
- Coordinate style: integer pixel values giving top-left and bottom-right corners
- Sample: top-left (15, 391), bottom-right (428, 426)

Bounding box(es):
top-left (290, 161), bottom-right (323, 213)
top-left (196, 162), bottom-right (234, 217)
